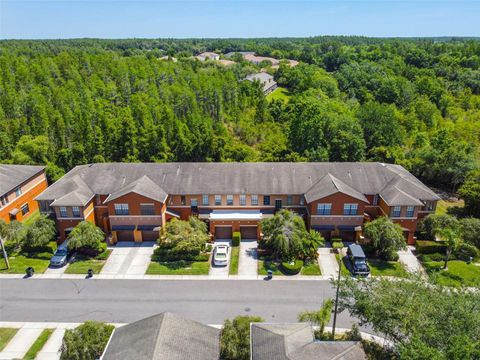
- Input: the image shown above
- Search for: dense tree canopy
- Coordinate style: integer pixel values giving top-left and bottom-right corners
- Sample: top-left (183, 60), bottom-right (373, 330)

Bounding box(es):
top-left (0, 37), bottom-right (479, 191)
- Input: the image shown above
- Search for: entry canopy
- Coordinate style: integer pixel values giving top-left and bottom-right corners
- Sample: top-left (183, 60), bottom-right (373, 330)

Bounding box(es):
top-left (209, 210), bottom-right (262, 221)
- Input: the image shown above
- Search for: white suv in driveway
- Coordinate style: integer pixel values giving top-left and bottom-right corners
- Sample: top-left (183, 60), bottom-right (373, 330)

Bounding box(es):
top-left (213, 245), bottom-right (229, 266)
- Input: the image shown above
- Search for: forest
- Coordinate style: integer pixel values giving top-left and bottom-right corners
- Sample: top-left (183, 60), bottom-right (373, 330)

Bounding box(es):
top-left (0, 37), bottom-right (479, 192)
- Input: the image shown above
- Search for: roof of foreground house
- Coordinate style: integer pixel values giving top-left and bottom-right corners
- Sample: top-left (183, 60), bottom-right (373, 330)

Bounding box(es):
top-left (251, 323), bottom-right (367, 360)
top-left (36, 162), bottom-right (439, 206)
top-left (0, 164), bottom-right (45, 196)
top-left (101, 312), bottom-right (220, 360)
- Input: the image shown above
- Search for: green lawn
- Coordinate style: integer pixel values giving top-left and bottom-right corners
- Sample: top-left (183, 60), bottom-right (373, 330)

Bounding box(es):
top-left (335, 254), bottom-right (351, 276)
top-left (64, 250), bottom-right (112, 274)
top-left (0, 328), bottom-right (18, 351)
top-left (436, 199), bottom-right (464, 215)
top-left (22, 328), bottom-right (54, 360)
top-left (423, 260), bottom-right (480, 287)
top-left (147, 260), bottom-right (210, 275)
top-left (0, 242), bottom-right (56, 274)
top-left (257, 257), bottom-right (283, 276)
top-left (368, 259), bottom-right (408, 277)
top-left (266, 87), bottom-right (290, 103)
top-left (301, 260), bottom-right (321, 275)
top-left (22, 210), bottom-right (41, 227)
top-left (229, 246), bottom-right (239, 275)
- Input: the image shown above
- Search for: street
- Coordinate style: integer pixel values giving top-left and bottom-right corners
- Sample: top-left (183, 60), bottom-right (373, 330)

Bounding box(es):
top-left (0, 279), bottom-right (363, 331)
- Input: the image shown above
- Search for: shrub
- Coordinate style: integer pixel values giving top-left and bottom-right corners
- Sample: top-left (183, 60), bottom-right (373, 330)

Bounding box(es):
top-left (24, 215), bottom-right (57, 250)
top-left (67, 221), bottom-right (105, 255)
top-left (220, 315), bottom-right (264, 360)
top-left (232, 232), bottom-right (241, 247)
top-left (206, 244), bottom-right (213, 252)
top-left (415, 240), bottom-right (446, 254)
top-left (418, 214), bottom-right (459, 241)
top-left (364, 217), bottom-right (406, 260)
top-left (281, 259), bottom-right (303, 275)
top-left (60, 321), bottom-right (114, 360)
top-left (459, 217), bottom-right (480, 249)
top-left (332, 240), bottom-right (344, 249)
top-left (419, 252), bottom-right (453, 262)
top-left (302, 230), bottom-right (324, 260)
top-left (454, 243), bottom-right (480, 261)
top-left (388, 252), bottom-right (399, 261)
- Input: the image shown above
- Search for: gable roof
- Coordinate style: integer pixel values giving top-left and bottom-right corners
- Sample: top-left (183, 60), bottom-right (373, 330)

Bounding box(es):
top-left (104, 175), bottom-right (168, 204)
top-left (48, 175), bottom-right (94, 207)
top-left (304, 173), bottom-right (369, 203)
top-left (36, 162), bottom-right (440, 206)
top-left (0, 164), bottom-right (45, 196)
top-left (251, 323), bottom-right (366, 360)
top-left (102, 312), bottom-right (220, 360)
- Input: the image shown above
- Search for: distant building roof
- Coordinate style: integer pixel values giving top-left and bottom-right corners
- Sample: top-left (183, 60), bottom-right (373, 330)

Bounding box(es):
top-left (224, 51), bottom-right (255, 58)
top-left (0, 164), bottom-right (45, 196)
top-left (245, 72), bottom-right (277, 93)
top-left (218, 59), bottom-right (235, 66)
top-left (244, 54), bottom-right (280, 65)
top-left (196, 52), bottom-right (220, 61)
top-left (37, 162), bottom-right (439, 206)
top-left (101, 312), bottom-right (220, 360)
top-left (251, 323), bottom-right (367, 360)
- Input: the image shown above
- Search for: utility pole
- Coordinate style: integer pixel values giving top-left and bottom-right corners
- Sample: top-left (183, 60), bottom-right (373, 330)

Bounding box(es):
top-left (331, 252), bottom-right (342, 340)
top-left (0, 235), bottom-right (9, 269)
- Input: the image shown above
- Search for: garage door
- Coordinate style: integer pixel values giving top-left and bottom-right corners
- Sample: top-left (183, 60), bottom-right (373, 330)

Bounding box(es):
top-left (142, 231), bottom-right (159, 242)
top-left (215, 226), bottom-right (232, 239)
top-left (240, 226), bottom-right (257, 239)
top-left (116, 231), bottom-right (134, 241)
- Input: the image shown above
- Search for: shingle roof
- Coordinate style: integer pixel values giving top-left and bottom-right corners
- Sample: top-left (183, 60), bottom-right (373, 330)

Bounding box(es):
top-left (102, 312), bottom-right (220, 360)
top-left (0, 164), bottom-right (45, 196)
top-left (304, 173), bottom-right (369, 203)
top-left (36, 162), bottom-right (439, 206)
top-left (48, 175), bottom-right (94, 207)
top-left (251, 323), bottom-right (367, 360)
top-left (105, 175), bottom-right (168, 204)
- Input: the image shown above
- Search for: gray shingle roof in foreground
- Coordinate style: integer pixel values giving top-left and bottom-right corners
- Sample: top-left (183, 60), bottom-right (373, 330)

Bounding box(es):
top-left (36, 162), bottom-right (439, 206)
top-left (0, 164), bottom-right (45, 196)
top-left (102, 312), bottom-right (220, 360)
top-left (251, 323), bottom-right (366, 360)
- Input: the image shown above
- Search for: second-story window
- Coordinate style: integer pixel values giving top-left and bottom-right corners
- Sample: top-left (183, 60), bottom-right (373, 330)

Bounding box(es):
top-left (215, 195), bottom-right (222, 206)
top-left (191, 198), bottom-right (198, 207)
top-left (392, 206), bottom-right (401, 217)
top-left (140, 204), bottom-right (155, 215)
top-left (15, 187), bottom-right (22, 197)
top-left (287, 195), bottom-right (293, 206)
top-left (240, 195), bottom-right (246, 206)
top-left (251, 195), bottom-right (258, 206)
top-left (343, 204), bottom-right (358, 215)
top-left (114, 203), bottom-right (129, 216)
top-left (59, 206), bottom-right (68, 218)
top-left (263, 195), bottom-right (270, 206)
top-left (317, 203), bottom-right (332, 215)
top-left (227, 195), bottom-right (233, 206)
top-left (72, 206), bottom-right (81, 218)
top-left (202, 195), bottom-right (209, 206)
top-left (406, 206), bottom-right (415, 217)
top-left (181, 196), bottom-right (186, 205)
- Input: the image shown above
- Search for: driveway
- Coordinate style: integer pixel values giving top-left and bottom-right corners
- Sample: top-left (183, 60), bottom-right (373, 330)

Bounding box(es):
top-left (317, 247), bottom-right (339, 278)
top-left (100, 241), bottom-right (156, 277)
top-left (238, 240), bottom-right (257, 277)
top-left (209, 240), bottom-right (231, 277)
top-left (398, 245), bottom-right (425, 274)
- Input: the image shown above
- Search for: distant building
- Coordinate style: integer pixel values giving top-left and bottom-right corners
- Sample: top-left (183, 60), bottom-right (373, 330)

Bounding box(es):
top-left (158, 55), bottom-right (177, 63)
top-left (224, 51), bottom-right (255, 58)
top-left (244, 54), bottom-right (280, 66)
top-left (196, 52), bottom-right (220, 61)
top-left (251, 323), bottom-right (367, 360)
top-left (245, 72), bottom-right (278, 94)
top-left (0, 164), bottom-right (47, 223)
top-left (218, 59), bottom-right (236, 66)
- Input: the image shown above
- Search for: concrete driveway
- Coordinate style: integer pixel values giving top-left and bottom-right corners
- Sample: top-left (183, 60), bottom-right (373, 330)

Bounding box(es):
top-left (238, 240), bottom-right (257, 277)
top-left (100, 241), bottom-right (156, 277)
top-left (209, 240), bottom-right (231, 278)
top-left (317, 247), bottom-right (339, 278)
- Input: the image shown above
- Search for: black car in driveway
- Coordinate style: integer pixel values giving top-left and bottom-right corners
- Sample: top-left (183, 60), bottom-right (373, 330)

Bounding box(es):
top-left (347, 244), bottom-right (370, 276)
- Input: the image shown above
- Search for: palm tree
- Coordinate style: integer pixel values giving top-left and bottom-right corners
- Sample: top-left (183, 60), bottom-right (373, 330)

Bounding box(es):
top-left (436, 227), bottom-right (461, 270)
top-left (298, 299), bottom-right (333, 336)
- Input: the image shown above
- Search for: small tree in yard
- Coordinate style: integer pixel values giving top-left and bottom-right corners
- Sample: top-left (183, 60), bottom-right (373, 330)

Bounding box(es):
top-left (2, 220), bottom-right (27, 252)
top-left (302, 230), bottom-right (325, 260)
top-left (220, 315), bottom-right (264, 360)
top-left (67, 221), bottom-right (105, 255)
top-left (261, 209), bottom-right (307, 262)
top-left (418, 214), bottom-right (459, 241)
top-left (435, 227), bottom-right (461, 270)
top-left (363, 216), bottom-right (406, 260)
top-left (298, 298), bottom-right (333, 338)
top-left (60, 321), bottom-right (114, 360)
top-left (24, 215), bottom-right (56, 250)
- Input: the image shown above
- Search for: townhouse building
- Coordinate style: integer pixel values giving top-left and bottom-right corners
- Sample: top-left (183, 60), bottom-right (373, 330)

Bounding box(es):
top-left (0, 164), bottom-right (48, 223)
top-left (35, 162), bottom-right (439, 244)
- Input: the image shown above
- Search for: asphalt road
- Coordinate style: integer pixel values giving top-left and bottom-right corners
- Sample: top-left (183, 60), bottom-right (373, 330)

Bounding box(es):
top-left (0, 279), bottom-right (363, 330)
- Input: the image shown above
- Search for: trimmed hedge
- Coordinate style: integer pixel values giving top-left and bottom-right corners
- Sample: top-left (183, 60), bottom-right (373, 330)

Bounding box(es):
top-left (152, 247), bottom-right (210, 262)
top-left (332, 240), bottom-right (344, 249)
top-left (415, 240), bottom-right (446, 254)
top-left (232, 232), bottom-right (241, 247)
top-left (280, 260), bottom-right (303, 275)
top-left (455, 243), bottom-right (479, 261)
